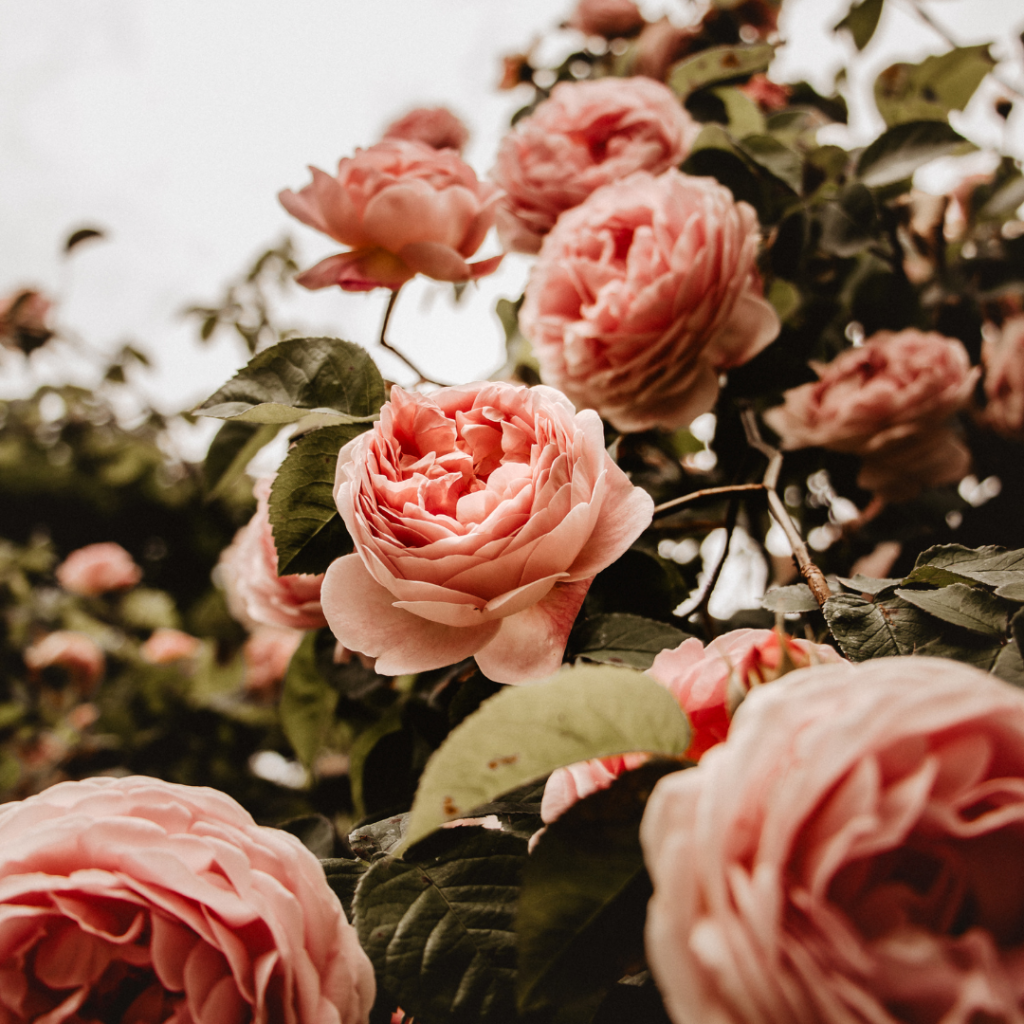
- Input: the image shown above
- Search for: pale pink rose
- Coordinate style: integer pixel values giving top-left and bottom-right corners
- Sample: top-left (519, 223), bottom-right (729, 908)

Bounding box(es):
top-left (520, 169), bottom-right (780, 432)
top-left (642, 656), bottom-right (1024, 1024)
top-left (243, 626), bottom-right (304, 691)
top-left (738, 74), bottom-right (791, 111)
top-left (0, 775), bottom-right (375, 1023)
top-left (280, 139), bottom-right (502, 291)
top-left (140, 627), bottom-right (202, 665)
top-left (23, 631), bottom-right (105, 692)
top-left (322, 381), bottom-right (654, 684)
top-left (55, 541), bottom-right (142, 596)
top-left (633, 17), bottom-right (699, 83)
top-left (491, 78), bottom-right (700, 254)
top-left (219, 477), bottom-right (328, 633)
top-left (383, 106), bottom-right (469, 153)
top-left (764, 329), bottom-right (979, 501)
top-left (567, 0), bottom-right (645, 38)
top-left (541, 752), bottom-right (650, 825)
top-left (0, 288), bottom-right (53, 353)
top-left (981, 314), bottom-right (1024, 438)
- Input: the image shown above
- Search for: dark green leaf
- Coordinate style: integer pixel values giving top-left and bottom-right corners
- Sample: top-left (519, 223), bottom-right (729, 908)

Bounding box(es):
top-left (834, 0), bottom-right (884, 50)
top-left (572, 614), bottom-right (692, 670)
top-left (762, 584), bottom-right (818, 613)
top-left (894, 583), bottom-right (1009, 636)
top-left (997, 582), bottom-right (1024, 602)
top-left (900, 564), bottom-right (981, 588)
top-left (280, 631), bottom-right (338, 767)
top-left (737, 135), bottom-right (802, 193)
top-left (914, 544), bottom-right (1024, 588)
top-left (353, 829), bottom-right (525, 1024)
top-left (320, 858), bottom-right (369, 919)
top-left (710, 86), bottom-right (766, 137)
top-left (348, 706), bottom-right (405, 821)
top-left (856, 121), bottom-right (974, 187)
top-left (196, 337), bottom-right (386, 424)
top-left (824, 593), bottom-right (901, 659)
top-left (993, 642), bottom-right (1024, 689)
top-left (819, 184), bottom-right (877, 256)
top-left (837, 574), bottom-right (900, 596)
top-left (668, 43), bottom-right (775, 99)
top-left (277, 813), bottom-right (336, 858)
top-left (1013, 606), bottom-right (1024, 661)
top-left (349, 812), bottom-right (411, 860)
top-left (203, 420), bottom-right (280, 500)
top-left (269, 424), bottom-right (362, 575)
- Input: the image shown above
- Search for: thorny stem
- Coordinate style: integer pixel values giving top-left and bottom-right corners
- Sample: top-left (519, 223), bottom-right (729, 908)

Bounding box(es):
top-left (377, 288), bottom-right (449, 388)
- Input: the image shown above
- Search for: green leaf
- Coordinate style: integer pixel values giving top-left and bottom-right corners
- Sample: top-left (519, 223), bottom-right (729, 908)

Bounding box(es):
top-left (737, 135), bottom-right (802, 193)
top-left (119, 588), bottom-right (181, 631)
top-left (914, 545), bottom-right (1024, 588)
top-left (269, 424), bottom-right (362, 576)
top-left (353, 828), bottom-right (525, 1024)
top-left (711, 85), bottom-right (766, 138)
top-left (517, 762), bottom-right (684, 1015)
top-left (762, 584), bottom-right (818, 613)
top-left (837, 574), bottom-right (900, 596)
top-left (348, 705), bottom-right (405, 822)
top-left (979, 175), bottom-right (1024, 219)
top-left (900, 564), bottom-right (981, 588)
top-left (571, 614), bottom-right (692, 670)
top-left (834, 0), bottom-right (884, 50)
top-left (767, 278), bottom-right (800, 322)
top-left (280, 631), bottom-right (338, 767)
top-left (277, 813), bottom-right (336, 858)
top-left (203, 421), bottom-right (280, 500)
top-left (196, 337), bottom-right (386, 424)
top-left (996, 582), bottom-right (1024, 602)
top-left (320, 857), bottom-right (368, 920)
top-left (993, 642), bottom-right (1024, 689)
top-left (823, 593), bottom-right (904, 659)
top-left (856, 121), bottom-right (974, 187)
top-left (349, 811), bottom-right (410, 860)
top-left (668, 43), bottom-right (775, 99)
top-left (894, 583), bottom-right (1010, 637)
top-left (819, 183), bottom-right (878, 256)
top-left (875, 45), bottom-right (994, 127)
top-left (403, 665), bottom-right (691, 848)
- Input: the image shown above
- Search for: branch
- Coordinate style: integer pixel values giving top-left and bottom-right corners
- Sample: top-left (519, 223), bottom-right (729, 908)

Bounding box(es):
top-left (377, 288), bottom-right (450, 388)
top-left (652, 483), bottom-right (765, 516)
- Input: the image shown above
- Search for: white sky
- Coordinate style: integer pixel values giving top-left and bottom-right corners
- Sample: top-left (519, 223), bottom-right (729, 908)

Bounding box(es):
top-left (1, 0), bottom-right (1022, 431)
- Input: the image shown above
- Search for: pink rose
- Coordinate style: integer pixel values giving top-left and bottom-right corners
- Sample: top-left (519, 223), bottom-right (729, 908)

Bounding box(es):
top-left (641, 656), bottom-right (1024, 1024)
top-left (763, 329), bottom-right (979, 501)
top-left (0, 288), bottom-right (53, 353)
top-left (540, 752), bottom-right (651, 825)
top-left (140, 627), bottom-right (202, 665)
top-left (382, 106), bottom-right (469, 153)
top-left (520, 169), bottom-right (780, 432)
top-left (567, 0), bottom-right (645, 38)
top-left (55, 542), bottom-right (142, 596)
top-left (243, 625), bottom-right (304, 691)
top-left (981, 314), bottom-right (1024, 438)
top-left (218, 477), bottom-right (328, 633)
top-left (633, 18), bottom-right (699, 83)
top-left (0, 775), bottom-right (375, 1022)
top-left (491, 78), bottom-right (700, 254)
top-left (738, 74), bottom-right (791, 111)
top-left (321, 381), bottom-right (654, 684)
top-left (23, 631), bottom-right (105, 692)
top-left (280, 139), bottom-right (502, 291)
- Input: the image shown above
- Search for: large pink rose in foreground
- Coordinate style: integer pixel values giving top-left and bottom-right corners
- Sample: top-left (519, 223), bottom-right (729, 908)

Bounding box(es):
top-left (56, 541), bottom-right (142, 596)
top-left (491, 78), bottom-right (699, 254)
top-left (764, 329), bottom-right (978, 501)
top-left (322, 381), bottom-right (654, 683)
top-left (981, 314), bottom-right (1024, 439)
top-left (0, 775), bottom-right (375, 1023)
top-left (218, 477), bottom-right (328, 632)
top-left (641, 657), bottom-right (1024, 1024)
top-left (280, 139), bottom-right (502, 291)
top-left (520, 169), bottom-right (780, 432)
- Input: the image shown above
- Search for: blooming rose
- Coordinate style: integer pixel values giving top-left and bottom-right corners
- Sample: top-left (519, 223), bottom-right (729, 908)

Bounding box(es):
top-left (0, 288), bottom-right (53, 353)
top-left (280, 139), bottom-right (502, 291)
top-left (981, 314), bottom-right (1024, 438)
top-left (321, 381), bottom-right (654, 684)
top-left (520, 169), bottom-right (780, 432)
top-left (140, 627), bottom-right (202, 665)
top-left (633, 17), bottom-right (699, 82)
top-left (55, 542), bottom-right (142, 596)
top-left (243, 626), bottom-right (304, 691)
top-left (739, 74), bottom-right (791, 111)
top-left (491, 78), bottom-right (700, 254)
top-left (641, 656), bottom-right (1024, 1024)
top-left (567, 0), bottom-right (645, 38)
top-left (0, 775), bottom-right (375, 1023)
top-left (218, 477), bottom-right (328, 633)
top-left (382, 106), bottom-right (469, 153)
top-left (23, 631), bottom-right (105, 692)
top-left (763, 329), bottom-right (978, 501)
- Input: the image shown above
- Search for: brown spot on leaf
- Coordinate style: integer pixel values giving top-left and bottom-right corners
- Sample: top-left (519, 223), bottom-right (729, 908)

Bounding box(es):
top-left (487, 754), bottom-right (519, 770)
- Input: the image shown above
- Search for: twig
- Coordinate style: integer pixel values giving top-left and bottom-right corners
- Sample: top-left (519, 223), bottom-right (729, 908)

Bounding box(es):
top-left (695, 495), bottom-right (742, 641)
top-left (377, 288), bottom-right (449, 388)
top-left (652, 483), bottom-right (765, 516)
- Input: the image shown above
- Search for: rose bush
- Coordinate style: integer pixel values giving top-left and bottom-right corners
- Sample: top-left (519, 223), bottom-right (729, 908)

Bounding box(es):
top-left (763, 329), bottom-right (978, 501)
top-left (981, 314), bottom-right (1024, 438)
top-left (0, 775), bottom-right (375, 1023)
top-left (567, 0), bottom-right (645, 38)
top-left (218, 477), bottom-right (328, 633)
top-left (491, 78), bottom-right (699, 254)
top-left (279, 139), bottom-right (502, 291)
top-left (55, 542), bottom-right (142, 596)
top-left (641, 656), bottom-right (1024, 1024)
top-left (520, 169), bottom-right (780, 432)
top-left (382, 106), bottom-right (469, 153)
top-left (321, 381), bottom-right (654, 683)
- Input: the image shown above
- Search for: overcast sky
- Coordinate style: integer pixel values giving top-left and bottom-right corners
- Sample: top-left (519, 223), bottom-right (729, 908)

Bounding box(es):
top-left (2, 0), bottom-right (1021, 424)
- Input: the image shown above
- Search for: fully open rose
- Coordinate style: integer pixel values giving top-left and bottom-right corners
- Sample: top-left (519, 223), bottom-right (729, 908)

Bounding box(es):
top-left (280, 139), bottom-right (502, 291)
top-left (491, 78), bottom-right (699, 254)
top-left (641, 657), bottom-right (1024, 1024)
top-left (520, 169), bottom-right (780, 432)
top-left (0, 775), bottom-right (375, 1023)
top-left (321, 381), bottom-right (654, 683)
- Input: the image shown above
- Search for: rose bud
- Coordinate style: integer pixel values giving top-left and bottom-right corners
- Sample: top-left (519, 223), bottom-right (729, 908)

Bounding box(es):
top-left (382, 106), bottom-right (469, 153)
top-left (567, 0), bottom-right (645, 38)
top-left (55, 542), bottom-right (142, 596)
top-left (23, 630), bottom-right (105, 693)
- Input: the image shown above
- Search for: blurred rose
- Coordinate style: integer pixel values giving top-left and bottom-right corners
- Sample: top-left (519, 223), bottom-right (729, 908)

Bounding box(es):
top-left (280, 139), bottom-right (502, 291)
top-left (739, 74), bottom-right (791, 111)
top-left (981, 314), bottom-right (1024, 438)
top-left (492, 77), bottom-right (699, 253)
top-left (567, 0), bottom-right (644, 38)
top-left (764, 329), bottom-right (978, 501)
top-left (218, 477), bottom-right (328, 632)
top-left (322, 381), bottom-right (653, 684)
top-left (24, 631), bottom-right (105, 692)
top-left (243, 626), bottom-right (304, 691)
top-left (0, 775), bottom-right (375, 1022)
top-left (634, 17), bottom-right (698, 82)
top-left (0, 288), bottom-right (53, 354)
top-left (140, 627), bottom-right (202, 665)
top-left (540, 752), bottom-right (651, 825)
top-left (383, 106), bottom-right (469, 153)
top-left (642, 656), bottom-right (1024, 1024)
top-left (55, 542), bottom-right (142, 596)
top-left (520, 169), bottom-right (779, 432)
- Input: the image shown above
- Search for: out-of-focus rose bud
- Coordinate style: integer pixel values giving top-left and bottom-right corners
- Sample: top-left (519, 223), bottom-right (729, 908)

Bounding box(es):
top-left (24, 631), bottom-right (105, 692)
top-left (739, 73), bottom-right (791, 111)
top-left (567, 0), bottom-right (645, 38)
top-left (383, 106), bottom-right (470, 153)
top-left (981, 314), bottom-right (1024, 439)
top-left (243, 626), bottom-right (303, 691)
top-left (55, 542), bottom-right (142, 597)
top-left (634, 17), bottom-right (699, 82)
top-left (140, 627), bottom-right (202, 665)
top-left (0, 288), bottom-right (54, 354)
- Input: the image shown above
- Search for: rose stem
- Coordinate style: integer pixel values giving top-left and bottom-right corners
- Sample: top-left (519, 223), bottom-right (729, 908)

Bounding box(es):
top-left (694, 492), bottom-right (742, 640)
top-left (377, 287), bottom-right (450, 388)
top-left (652, 483), bottom-right (766, 515)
